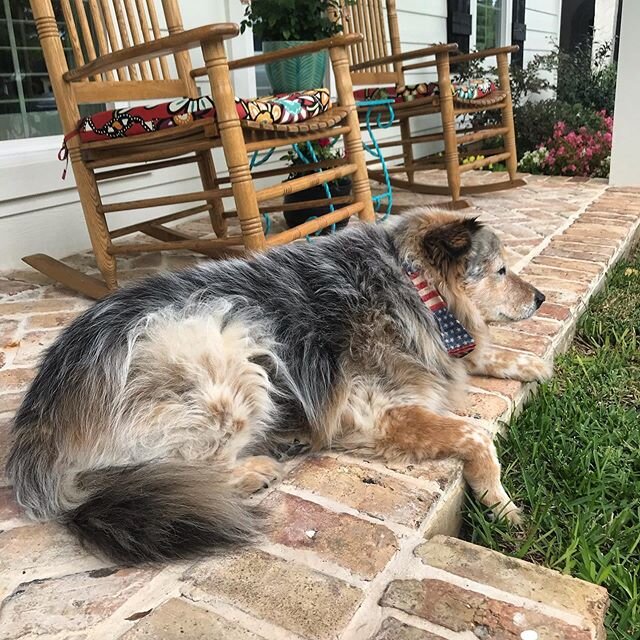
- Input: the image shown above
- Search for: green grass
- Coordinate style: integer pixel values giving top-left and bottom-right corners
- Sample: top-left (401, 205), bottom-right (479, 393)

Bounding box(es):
top-left (463, 246), bottom-right (640, 639)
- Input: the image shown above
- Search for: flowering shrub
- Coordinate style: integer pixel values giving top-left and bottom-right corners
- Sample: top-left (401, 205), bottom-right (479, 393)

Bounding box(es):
top-left (518, 111), bottom-right (613, 178)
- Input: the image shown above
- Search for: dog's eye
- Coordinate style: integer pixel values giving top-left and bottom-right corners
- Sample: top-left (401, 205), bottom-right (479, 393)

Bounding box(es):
top-left (497, 266), bottom-right (507, 276)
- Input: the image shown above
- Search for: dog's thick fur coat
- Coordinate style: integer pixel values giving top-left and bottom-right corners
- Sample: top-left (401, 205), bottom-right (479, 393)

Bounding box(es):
top-left (7, 210), bottom-right (550, 563)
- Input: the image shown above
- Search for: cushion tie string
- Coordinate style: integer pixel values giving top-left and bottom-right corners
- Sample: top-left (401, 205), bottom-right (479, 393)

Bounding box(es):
top-left (58, 130), bottom-right (80, 180)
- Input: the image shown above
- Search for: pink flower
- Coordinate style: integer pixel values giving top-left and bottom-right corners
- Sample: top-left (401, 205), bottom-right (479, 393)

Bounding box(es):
top-left (318, 138), bottom-right (331, 148)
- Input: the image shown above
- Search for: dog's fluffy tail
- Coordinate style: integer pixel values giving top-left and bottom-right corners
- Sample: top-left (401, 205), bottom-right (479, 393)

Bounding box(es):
top-left (62, 462), bottom-right (262, 564)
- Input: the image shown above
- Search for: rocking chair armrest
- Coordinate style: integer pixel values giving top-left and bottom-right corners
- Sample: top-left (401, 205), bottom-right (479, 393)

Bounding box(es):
top-left (349, 43), bottom-right (459, 72)
top-left (63, 24), bottom-right (239, 82)
top-left (448, 45), bottom-right (520, 64)
top-left (191, 33), bottom-right (364, 77)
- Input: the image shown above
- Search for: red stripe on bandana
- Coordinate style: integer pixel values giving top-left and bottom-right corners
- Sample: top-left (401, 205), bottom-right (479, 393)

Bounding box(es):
top-left (405, 267), bottom-right (476, 358)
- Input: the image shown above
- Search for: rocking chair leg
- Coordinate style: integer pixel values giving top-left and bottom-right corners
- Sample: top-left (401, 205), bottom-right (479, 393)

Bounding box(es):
top-left (70, 149), bottom-right (119, 290)
top-left (497, 52), bottom-right (519, 182)
top-left (202, 39), bottom-right (266, 251)
top-left (436, 53), bottom-right (463, 206)
top-left (196, 150), bottom-right (228, 238)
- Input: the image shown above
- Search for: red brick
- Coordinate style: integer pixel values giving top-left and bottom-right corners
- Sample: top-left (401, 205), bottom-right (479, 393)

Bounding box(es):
top-left (537, 288), bottom-right (582, 307)
top-left (579, 215), bottom-right (635, 227)
top-left (283, 457), bottom-right (437, 528)
top-left (0, 320), bottom-right (20, 349)
top-left (522, 265), bottom-right (594, 284)
top-left (25, 311), bottom-right (80, 331)
top-left (542, 245), bottom-right (612, 262)
top-left (505, 317), bottom-right (563, 337)
top-left (0, 279), bottom-right (38, 298)
top-left (12, 331), bottom-right (60, 366)
top-left (525, 276), bottom-right (591, 297)
top-left (537, 302), bottom-right (571, 321)
top-left (371, 617), bottom-right (447, 640)
top-left (563, 223), bottom-right (630, 239)
top-left (0, 522), bottom-right (95, 572)
top-left (0, 299), bottom-right (87, 317)
top-left (263, 491), bottom-right (398, 579)
top-left (0, 414), bottom-right (12, 481)
top-left (531, 255), bottom-right (603, 275)
top-left (490, 327), bottom-right (552, 356)
top-left (182, 549), bottom-right (363, 640)
top-left (1, 567), bottom-right (157, 639)
top-left (121, 597), bottom-right (262, 640)
top-left (456, 392), bottom-right (509, 420)
top-left (384, 457), bottom-right (462, 490)
top-left (0, 368), bottom-right (36, 393)
top-left (380, 579), bottom-right (593, 639)
top-left (467, 376), bottom-right (523, 399)
top-left (0, 487), bottom-right (25, 525)
top-left (0, 392), bottom-right (23, 415)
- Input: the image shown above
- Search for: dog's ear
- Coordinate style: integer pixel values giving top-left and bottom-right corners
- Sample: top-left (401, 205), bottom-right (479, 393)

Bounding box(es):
top-left (422, 217), bottom-right (482, 270)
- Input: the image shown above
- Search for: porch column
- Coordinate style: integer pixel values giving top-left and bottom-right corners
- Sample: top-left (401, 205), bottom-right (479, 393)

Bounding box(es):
top-left (609, 0), bottom-right (640, 186)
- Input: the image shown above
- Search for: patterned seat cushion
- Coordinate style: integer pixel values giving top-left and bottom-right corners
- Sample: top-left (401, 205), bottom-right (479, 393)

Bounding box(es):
top-left (354, 78), bottom-right (496, 104)
top-left (76, 88), bottom-right (331, 143)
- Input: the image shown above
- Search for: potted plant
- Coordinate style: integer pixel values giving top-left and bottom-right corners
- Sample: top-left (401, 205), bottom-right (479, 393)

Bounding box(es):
top-left (281, 138), bottom-right (352, 232)
top-left (240, 0), bottom-right (355, 94)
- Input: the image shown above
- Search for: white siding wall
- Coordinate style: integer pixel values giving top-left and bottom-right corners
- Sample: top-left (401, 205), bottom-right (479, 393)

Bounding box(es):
top-left (525, 0), bottom-right (562, 65)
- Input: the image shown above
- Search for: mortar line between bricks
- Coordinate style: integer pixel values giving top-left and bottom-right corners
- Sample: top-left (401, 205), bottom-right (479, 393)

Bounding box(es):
top-left (181, 585), bottom-right (306, 640)
top-left (0, 555), bottom-right (108, 597)
top-left (533, 253), bottom-right (611, 268)
top-left (512, 185), bottom-right (609, 273)
top-left (84, 563), bottom-right (187, 640)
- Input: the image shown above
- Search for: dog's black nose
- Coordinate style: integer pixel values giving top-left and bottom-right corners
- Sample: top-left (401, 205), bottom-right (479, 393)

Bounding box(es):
top-left (534, 290), bottom-right (546, 309)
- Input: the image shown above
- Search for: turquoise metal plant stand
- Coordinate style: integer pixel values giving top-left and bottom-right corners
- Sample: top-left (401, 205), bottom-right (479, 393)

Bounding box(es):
top-left (249, 98), bottom-right (396, 242)
top-left (356, 98), bottom-right (395, 224)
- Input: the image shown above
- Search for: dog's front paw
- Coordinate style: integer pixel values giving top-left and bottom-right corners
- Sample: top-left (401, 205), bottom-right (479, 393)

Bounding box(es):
top-left (516, 355), bottom-right (554, 382)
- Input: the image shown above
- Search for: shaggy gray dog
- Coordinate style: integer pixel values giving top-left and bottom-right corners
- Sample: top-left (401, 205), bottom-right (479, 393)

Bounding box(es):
top-left (7, 209), bottom-right (550, 563)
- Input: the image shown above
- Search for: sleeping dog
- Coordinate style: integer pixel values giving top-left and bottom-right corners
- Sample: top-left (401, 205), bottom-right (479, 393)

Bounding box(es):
top-left (7, 209), bottom-right (550, 563)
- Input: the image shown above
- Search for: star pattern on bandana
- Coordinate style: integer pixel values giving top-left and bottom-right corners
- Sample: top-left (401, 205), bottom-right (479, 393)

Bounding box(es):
top-left (404, 266), bottom-right (476, 358)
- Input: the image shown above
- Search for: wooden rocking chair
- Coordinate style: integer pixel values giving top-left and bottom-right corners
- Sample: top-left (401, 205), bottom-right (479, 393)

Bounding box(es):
top-left (27, 0), bottom-right (374, 299)
top-left (339, 0), bottom-right (526, 208)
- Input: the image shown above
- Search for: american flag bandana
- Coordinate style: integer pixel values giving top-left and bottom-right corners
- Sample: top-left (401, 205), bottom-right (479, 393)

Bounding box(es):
top-left (405, 267), bottom-right (476, 358)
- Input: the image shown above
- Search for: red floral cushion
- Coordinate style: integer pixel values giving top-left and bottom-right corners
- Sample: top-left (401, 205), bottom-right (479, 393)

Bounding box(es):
top-left (354, 78), bottom-right (496, 104)
top-left (77, 88), bottom-right (331, 143)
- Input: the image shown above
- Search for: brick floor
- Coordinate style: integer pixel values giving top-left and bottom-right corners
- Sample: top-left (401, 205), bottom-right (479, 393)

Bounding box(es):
top-left (1, 173), bottom-right (638, 639)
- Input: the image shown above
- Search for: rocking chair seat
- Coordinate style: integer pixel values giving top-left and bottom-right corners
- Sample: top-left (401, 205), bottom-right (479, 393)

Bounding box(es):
top-left (354, 78), bottom-right (499, 106)
top-left (76, 88), bottom-right (331, 143)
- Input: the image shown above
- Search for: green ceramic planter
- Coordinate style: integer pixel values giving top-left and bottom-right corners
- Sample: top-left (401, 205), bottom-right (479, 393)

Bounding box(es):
top-left (262, 41), bottom-right (328, 94)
